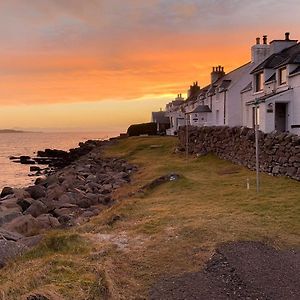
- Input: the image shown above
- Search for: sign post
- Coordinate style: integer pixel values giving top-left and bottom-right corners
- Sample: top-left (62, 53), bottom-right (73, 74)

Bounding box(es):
top-left (254, 100), bottom-right (260, 193)
top-left (185, 112), bottom-right (189, 161)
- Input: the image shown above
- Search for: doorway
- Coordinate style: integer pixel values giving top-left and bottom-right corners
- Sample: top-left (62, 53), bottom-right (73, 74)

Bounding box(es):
top-left (275, 103), bottom-right (287, 132)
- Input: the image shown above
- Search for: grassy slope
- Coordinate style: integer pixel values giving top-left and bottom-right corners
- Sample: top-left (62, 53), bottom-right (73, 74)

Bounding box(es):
top-left (0, 136), bottom-right (299, 299)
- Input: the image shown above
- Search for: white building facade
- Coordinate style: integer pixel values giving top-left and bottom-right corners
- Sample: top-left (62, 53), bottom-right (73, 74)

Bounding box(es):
top-left (242, 33), bottom-right (300, 135)
top-left (162, 32), bottom-right (300, 136)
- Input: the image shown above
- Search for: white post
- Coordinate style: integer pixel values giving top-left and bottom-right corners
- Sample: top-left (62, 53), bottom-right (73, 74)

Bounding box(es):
top-left (186, 113), bottom-right (189, 161)
top-left (255, 103), bottom-right (260, 193)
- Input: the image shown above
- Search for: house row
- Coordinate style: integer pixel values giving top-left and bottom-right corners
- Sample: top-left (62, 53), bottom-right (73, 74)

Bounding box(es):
top-left (157, 33), bottom-right (300, 136)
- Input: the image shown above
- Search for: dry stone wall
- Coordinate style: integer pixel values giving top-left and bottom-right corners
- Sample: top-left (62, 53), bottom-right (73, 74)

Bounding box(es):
top-left (178, 126), bottom-right (300, 181)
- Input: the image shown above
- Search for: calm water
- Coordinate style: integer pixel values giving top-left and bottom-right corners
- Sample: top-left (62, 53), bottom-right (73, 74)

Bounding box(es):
top-left (0, 132), bottom-right (117, 190)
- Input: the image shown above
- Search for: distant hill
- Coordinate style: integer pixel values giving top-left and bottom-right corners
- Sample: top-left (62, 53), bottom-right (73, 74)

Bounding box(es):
top-left (0, 129), bottom-right (25, 133)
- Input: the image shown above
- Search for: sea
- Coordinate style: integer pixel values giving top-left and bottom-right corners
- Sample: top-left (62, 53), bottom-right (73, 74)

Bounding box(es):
top-left (0, 131), bottom-right (118, 191)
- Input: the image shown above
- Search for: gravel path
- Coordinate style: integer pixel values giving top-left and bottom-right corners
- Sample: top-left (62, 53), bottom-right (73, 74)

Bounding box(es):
top-left (149, 241), bottom-right (300, 300)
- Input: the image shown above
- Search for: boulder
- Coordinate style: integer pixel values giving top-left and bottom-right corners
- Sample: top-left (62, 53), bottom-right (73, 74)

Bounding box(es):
top-left (3, 215), bottom-right (41, 236)
top-left (36, 214), bottom-right (60, 230)
top-left (0, 197), bottom-right (21, 211)
top-left (19, 235), bottom-right (43, 248)
top-left (0, 210), bottom-right (22, 226)
top-left (25, 185), bottom-right (46, 200)
top-left (45, 185), bottom-right (65, 201)
top-left (17, 198), bottom-right (34, 212)
top-left (24, 200), bottom-right (48, 218)
top-left (0, 228), bottom-right (24, 241)
top-left (13, 188), bottom-right (31, 200)
top-left (0, 240), bottom-right (28, 268)
top-left (0, 186), bottom-right (14, 198)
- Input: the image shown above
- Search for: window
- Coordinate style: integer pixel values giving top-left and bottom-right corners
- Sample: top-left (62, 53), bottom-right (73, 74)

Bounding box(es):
top-left (279, 67), bottom-right (287, 85)
top-left (255, 72), bottom-right (264, 92)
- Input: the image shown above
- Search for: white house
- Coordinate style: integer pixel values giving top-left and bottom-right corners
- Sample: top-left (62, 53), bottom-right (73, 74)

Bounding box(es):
top-left (165, 94), bottom-right (186, 136)
top-left (162, 32), bottom-right (300, 136)
top-left (242, 33), bottom-right (300, 135)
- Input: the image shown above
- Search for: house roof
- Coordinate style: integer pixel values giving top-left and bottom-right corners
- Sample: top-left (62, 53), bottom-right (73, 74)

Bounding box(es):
top-left (289, 65), bottom-right (300, 76)
top-left (265, 73), bottom-right (276, 83)
top-left (152, 111), bottom-right (170, 124)
top-left (189, 105), bottom-right (212, 113)
top-left (246, 88), bottom-right (292, 105)
top-left (219, 80), bottom-right (232, 91)
top-left (215, 62), bottom-right (252, 89)
top-left (251, 43), bottom-right (300, 74)
top-left (241, 82), bottom-right (252, 93)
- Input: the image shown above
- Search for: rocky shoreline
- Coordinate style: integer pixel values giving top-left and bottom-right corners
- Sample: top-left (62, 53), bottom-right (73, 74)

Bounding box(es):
top-left (0, 137), bottom-right (137, 268)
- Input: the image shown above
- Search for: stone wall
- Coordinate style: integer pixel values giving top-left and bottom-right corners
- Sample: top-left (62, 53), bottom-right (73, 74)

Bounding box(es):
top-left (178, 126), bottom-right (300, 180)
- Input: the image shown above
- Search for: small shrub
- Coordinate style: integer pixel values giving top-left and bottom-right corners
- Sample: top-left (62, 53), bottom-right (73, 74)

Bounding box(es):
top-left (24, 233), bottom-right (89, 259)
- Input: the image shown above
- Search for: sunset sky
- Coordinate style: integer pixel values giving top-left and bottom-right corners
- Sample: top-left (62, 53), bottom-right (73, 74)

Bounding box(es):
top-left (1, 0), bottom-right (300, 132)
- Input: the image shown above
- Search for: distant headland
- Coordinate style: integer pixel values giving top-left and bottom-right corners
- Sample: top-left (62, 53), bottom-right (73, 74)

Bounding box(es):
top-left (0, 129), bottom-right (29, 133)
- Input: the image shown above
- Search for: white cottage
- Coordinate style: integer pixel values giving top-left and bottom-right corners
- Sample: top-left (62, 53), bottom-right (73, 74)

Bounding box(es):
top-left (242, 33), bottom-right (300, 135)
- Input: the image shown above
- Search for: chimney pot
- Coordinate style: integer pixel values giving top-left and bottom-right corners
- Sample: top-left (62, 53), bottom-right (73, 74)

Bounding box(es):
top-left (256, 37), bottom-right (260, 44)
top-left (285, 32), bottom-right (290, 40)
top-left (263, 35), bottom-right (268, 45)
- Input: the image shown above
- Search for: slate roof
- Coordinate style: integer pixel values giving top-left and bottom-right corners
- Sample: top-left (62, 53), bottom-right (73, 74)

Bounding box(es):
top-left (290, 65), bottom-right (300, 76)
top-left (219, 80), bottom-right (232, 91)
top-left (241, 82), bottom-right (252, 93)
top-left (251, 43), bottom-right (300, 74)
top-left (265, 73), bottom-right (276, 83)
top-left (188, 105), bottom-right (212, 113)
top-left (152, 112), bottom-right (170, 124)
top-left (246, 88), bottom-right (292, 105)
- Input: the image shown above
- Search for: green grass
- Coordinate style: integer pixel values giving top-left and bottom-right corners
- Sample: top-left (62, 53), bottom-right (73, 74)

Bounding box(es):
top-left (0, 136), bottom-right (299, 299)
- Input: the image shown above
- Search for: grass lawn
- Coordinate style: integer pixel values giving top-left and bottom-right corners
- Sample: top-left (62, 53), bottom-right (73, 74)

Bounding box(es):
top-left (0, 136), bottom-right (299, 299)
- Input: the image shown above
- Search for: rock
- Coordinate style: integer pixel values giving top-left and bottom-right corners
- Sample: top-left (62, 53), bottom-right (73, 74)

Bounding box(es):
top-left (19, 235), bottom-right (43, 248)
top-left (30, 166), bottom-right (41, 172)
top-left (13, 188), bottom-right (31, 200)
top-left (0, 240), bottom-right (28, 268)
top-left (25, 185), bottom-right (46, 200)
top-left (76, 197), bottom-right (92, 209)
top-left (0, 210), bottom-right (22, 226)
top-left (57, 215), bottom-right (75, 226)
top-left (0, 197), bottom-right (21, 211)
top-left (0, 186), bottom-right (14, 198)
top-left (36, 214), bottom-right (60, 230)
top-left (45, 185), bottom-right (65, 201)
top-left (53, 205), bottom-right (80, 218)
top-left (17, 198), bottom-right (34, 212)
top-left (24, 200), bottom-right (48, 218)
top-left (0, 228), bottom-right (24, 241)
top-left (101, 184), bottom-right (112, 194)
top-left (81, 210), bottom-right (97, 218)
top-left (3, 215), bottom-right (41, 236)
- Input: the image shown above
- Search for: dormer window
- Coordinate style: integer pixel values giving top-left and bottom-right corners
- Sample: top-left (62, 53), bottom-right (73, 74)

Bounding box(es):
top-left (255, 72), bottom-right (264, 92)
top-left (279, 67), bottom-right (287, 85)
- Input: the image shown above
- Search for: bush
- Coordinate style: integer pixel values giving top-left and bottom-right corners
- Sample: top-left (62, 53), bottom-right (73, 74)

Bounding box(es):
top-left (127, 122), bottom-right (157, 136)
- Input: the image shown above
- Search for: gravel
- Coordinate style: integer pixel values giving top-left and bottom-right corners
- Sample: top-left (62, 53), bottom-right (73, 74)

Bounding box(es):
top-left (149, 241), bottom-right (300, 300)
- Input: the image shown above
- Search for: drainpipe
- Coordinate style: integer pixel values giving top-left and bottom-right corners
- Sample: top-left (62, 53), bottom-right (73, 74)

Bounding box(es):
top-left (224, 91), bottom-right (227, 125)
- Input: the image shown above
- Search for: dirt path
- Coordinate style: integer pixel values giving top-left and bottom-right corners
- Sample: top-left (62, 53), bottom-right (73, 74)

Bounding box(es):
top-left (149, 241), bottom-right (300, 300)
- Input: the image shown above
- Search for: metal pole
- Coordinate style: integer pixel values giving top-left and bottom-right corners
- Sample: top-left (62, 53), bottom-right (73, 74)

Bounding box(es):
top-left (255, 104), bottom-right (260, 193)
top-left (186, 113), bottom-right (188, 161)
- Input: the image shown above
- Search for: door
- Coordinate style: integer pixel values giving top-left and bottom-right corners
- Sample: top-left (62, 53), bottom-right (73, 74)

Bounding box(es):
top-left (275, 103), bottom-right (287, 132)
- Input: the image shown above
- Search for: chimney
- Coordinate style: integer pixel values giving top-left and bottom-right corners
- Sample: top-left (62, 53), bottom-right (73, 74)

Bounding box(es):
top-left (211, 66), bottom-right (225, 84)
top-left (285, 32), bottom-right (290, 41)
top-left (251, 36), bottom-right (270, 64)
top-left (270, 32), bottom-right (298, 54)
